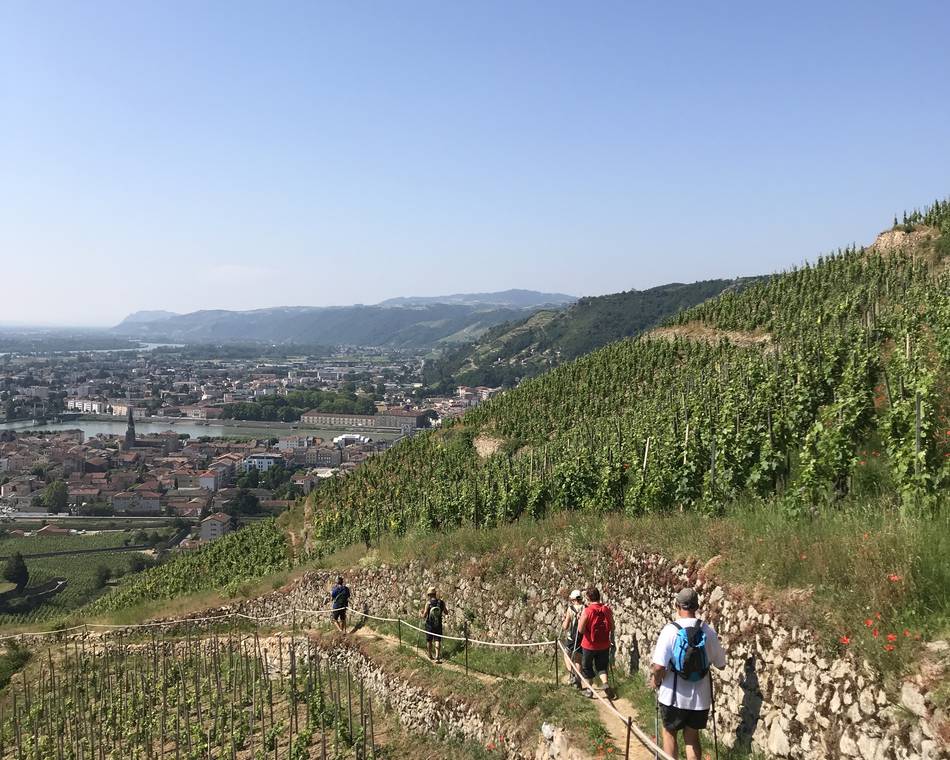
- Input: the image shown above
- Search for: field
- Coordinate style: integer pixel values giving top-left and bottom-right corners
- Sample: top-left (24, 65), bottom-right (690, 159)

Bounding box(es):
top-left (0, 531), bottom-right (165, 626)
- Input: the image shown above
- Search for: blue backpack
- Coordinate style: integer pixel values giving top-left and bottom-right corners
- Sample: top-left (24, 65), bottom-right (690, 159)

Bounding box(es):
top-left (669, 620), bottom-right (710, 698)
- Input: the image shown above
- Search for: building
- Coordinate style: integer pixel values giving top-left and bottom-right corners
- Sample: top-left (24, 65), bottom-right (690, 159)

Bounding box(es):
top-left (241, 454), bottom-right (284, 473)
top-left (198, 470), bottom-right (220, 491)
top-left (66, 398), bottom-right (108, 414)
top-left (112, 491), bottom-right (162, 515)
top-left (292, 446), bottom-right (342, 467)
top-left (299, 409), bottom-right (428, 435)
top-left (200, 512), bottom-right (233, 542)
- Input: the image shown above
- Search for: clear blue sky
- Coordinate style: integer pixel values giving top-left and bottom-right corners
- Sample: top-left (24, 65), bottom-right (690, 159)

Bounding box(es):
top-left (2, 1), bottom-right (948, 326)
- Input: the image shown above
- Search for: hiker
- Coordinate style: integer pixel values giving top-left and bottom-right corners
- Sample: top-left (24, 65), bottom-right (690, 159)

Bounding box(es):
top-left (649, 587), bottom-right (727, 760)
top-left (560, 589), bottom-right (584, 686)
top-left (330, 575), bottom-right (351, 634)
top-left (576, 586), bottom-right (614, 698)
top-left (420, 586), bottom-right (448, 662)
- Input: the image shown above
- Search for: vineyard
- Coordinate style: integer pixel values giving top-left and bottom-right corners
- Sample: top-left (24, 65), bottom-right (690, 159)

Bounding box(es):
top-left (0, 532), bottom-right (156, 626)
top-left (86, 520), bottom-right (290, 616)
top-left (81, 201), bottom-right (950, 622)
top-left (0, 630), bottom-right (385, 760)
top-left (299, 202), bottom-right (949, 551)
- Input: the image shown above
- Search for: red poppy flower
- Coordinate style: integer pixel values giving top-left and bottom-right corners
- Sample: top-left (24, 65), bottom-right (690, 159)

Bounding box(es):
top-left (886, 633), bottom-right (897, 642)
top-left (903, 629), bottom-right (911, 637)
top-left (864, 619), bottom-right (873, 628)
top-left (872, 629), bottom-right (879, 638)
top-left (883, 644), bottom-right (895, 652)
top-left (888, 574), bottom-right (901, 582)
top-left (839, 635), bottom-right (850, 645)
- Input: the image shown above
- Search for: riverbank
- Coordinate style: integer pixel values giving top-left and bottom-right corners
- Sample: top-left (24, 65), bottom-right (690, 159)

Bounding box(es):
top-left (1, 416), bottom-right (404, 441)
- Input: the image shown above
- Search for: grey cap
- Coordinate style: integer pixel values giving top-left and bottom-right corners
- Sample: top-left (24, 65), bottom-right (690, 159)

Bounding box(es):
top-left (676, 587), bottom-right (699, 610)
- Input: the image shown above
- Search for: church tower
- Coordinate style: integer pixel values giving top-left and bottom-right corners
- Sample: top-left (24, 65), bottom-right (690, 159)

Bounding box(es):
top-left (123, 398), bottom-right (136, 451)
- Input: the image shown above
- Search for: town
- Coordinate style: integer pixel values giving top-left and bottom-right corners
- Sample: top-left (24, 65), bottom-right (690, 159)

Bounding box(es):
top-left (0, 342), bottom-right (501, 547)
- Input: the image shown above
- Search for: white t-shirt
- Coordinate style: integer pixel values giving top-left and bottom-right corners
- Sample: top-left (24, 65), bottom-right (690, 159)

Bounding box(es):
top-left (651, 618), bottom-right (726, 710)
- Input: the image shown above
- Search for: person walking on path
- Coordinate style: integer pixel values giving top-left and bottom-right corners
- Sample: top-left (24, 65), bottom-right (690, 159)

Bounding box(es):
top-left (330, 575), bottom-right (351, 634)
top-left (576, 586), bottom-right (614, 698)
top-left (649, 587), bottom-right (727, 760)
top-left (420, 586), bottom-right (449, 662)
top-left (560, 589), bottom-right (585, 687)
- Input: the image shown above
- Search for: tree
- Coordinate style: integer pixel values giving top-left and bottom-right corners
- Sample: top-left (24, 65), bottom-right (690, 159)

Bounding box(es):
top-left (3, 552), bottom-right (28, 592)
top-left (93, 564), bottom-right (112, 590)
top-left (43, 480), bottom-right (68, 514)
top-left (227, 488), bottom-right (261, 516)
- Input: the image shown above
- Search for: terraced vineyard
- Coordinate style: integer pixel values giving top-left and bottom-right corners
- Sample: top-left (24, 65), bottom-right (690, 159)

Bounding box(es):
top-left (80, 201), bottom-right (950, 619)
top-left (0, 532), bottom-right (154, 625)
top-left (87, 520), bottom-right (290, 615)
top-left (0, 631), bottom-right (382, 760)
top-left (303, 202), bottom-right (949, 551)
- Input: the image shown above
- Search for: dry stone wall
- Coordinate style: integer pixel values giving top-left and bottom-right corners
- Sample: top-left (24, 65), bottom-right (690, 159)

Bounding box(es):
top-left (228, 544), bottom-right (947, 760)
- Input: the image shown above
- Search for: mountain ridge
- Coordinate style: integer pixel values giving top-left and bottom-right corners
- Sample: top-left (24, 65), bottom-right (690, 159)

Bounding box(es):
top-left (422, 278), bottom-right (761, 388)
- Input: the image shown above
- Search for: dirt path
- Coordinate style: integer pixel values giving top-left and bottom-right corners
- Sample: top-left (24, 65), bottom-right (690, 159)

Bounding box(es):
top-left (349, 622), bottom-right (655, 760)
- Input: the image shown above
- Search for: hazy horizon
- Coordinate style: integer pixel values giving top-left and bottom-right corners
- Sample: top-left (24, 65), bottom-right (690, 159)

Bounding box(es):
top-left (3, 1), bottom-right (949, 326)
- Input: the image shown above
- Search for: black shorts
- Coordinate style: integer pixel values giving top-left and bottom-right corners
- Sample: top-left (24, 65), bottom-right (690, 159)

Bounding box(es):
top-left (425, 625), bottom-right (443, 643)
top-left (331, 608), bottom-right (346, 622)
top-left (660, 703), bottom-right (709, 732)
top-left (581, 648), bottom-right (610, 679)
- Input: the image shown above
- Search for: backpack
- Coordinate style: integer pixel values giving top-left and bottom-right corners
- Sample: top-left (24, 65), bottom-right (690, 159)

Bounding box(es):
top-left (669, 620), bottom-right (710, 688)
top-left (334, 586), bottom-right (350, 609)
top-left (427, 600), bottom-right (443, 628)
top-left (585, 604), bottom-right (612, 649)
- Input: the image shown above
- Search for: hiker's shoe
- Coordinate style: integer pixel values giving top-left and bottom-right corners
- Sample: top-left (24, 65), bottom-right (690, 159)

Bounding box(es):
top-left (581, 688), bottom-right (594, 699)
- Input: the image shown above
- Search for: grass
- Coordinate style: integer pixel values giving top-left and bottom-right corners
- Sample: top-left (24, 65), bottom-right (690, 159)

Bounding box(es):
top-left (313, 494), bottom-right (948, 679)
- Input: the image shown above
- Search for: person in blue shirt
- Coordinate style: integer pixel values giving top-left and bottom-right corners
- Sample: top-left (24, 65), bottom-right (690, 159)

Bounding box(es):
top-left (330, 576), bottom-right (351, 634)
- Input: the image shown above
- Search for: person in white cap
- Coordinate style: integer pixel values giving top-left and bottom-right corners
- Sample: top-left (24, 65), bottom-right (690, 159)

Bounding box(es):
top-left (420, 586), bottom-right (448, 662)
top-left (650, 587), bottom-right (726, 760)
top-left (560, 589), bottom-right (585, 686)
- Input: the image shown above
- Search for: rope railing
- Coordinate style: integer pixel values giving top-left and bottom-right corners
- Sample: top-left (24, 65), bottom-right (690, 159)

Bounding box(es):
top-left (558, 641), bottom-right (677, 760)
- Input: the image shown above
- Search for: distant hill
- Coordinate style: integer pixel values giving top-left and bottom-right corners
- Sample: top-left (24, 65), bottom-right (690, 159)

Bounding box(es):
top-left (112, 303), bottom-right (559, 348)
top-left (116, 310), bottom-right (179, 326)
top-left (379, 289), bottom-right (576, 308)
top-left (423, 278), bottom-right (759, 389)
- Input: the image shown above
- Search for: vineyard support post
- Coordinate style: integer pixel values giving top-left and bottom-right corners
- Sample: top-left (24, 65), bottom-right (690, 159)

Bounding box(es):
top-left (464, 622), bottom-right (469, 676)
top-left (625, 716), bottom-right (632, 760)
top-left (553, 640), bottom-right (559, 686)
top-left (914, 391), bottom-right (921, 476)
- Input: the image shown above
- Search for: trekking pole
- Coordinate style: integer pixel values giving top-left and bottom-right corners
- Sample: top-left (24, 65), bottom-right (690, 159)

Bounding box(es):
top-left (711, 671), bottom-right (720, 760)
top-left (463, 622), bottom-right (469, 677)
top-left (654, 690), bottom-right (660, 760)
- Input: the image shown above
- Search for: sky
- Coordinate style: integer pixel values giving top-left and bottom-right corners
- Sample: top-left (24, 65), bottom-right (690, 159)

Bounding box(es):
top-left (2, 2), bottom-right (949, 326)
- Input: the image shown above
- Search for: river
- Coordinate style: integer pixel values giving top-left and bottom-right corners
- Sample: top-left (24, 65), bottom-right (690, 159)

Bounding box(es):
top-left (0, 418), bottom-right (400, 441)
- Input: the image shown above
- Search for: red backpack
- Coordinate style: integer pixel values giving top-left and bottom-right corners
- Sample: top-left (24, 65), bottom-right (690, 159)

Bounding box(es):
top-left (584, 603), bottom-right (612, 650)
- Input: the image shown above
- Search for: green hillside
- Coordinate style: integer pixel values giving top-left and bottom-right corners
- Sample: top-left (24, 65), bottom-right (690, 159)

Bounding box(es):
top-left (303, 201), bottom-right (948, 549)
top-left (423, 279), bottom-right (755, 389)
top-left (80, 200), bottom-right (950, 627)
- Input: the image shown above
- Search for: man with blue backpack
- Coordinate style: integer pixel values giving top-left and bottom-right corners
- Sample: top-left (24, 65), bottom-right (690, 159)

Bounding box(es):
top-left (649, 587), bottom-right (727, 760)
